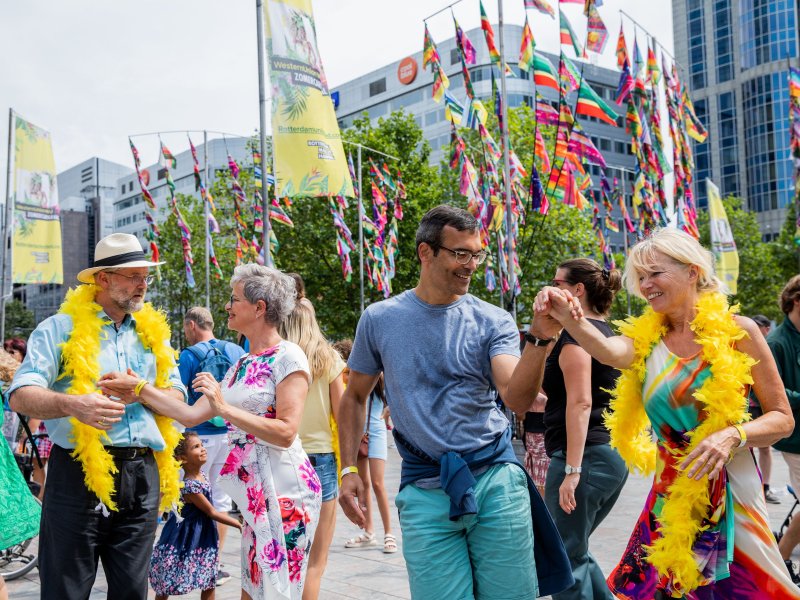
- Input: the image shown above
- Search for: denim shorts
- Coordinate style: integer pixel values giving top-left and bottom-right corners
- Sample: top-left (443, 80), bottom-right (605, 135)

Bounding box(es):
top-left (308, 452), bottom-right (338, 501)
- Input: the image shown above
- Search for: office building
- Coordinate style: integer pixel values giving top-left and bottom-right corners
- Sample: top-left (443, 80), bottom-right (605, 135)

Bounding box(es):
top-left (673, 0), bottom-right (798, 239)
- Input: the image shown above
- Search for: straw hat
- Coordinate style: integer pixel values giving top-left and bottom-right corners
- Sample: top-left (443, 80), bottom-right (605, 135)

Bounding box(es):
top-left (77, 233), bottom-right (164, 283)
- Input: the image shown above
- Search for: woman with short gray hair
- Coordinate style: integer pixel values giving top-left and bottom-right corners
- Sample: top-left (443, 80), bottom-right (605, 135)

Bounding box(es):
top-left (146, 264), bottom-right (322, 599)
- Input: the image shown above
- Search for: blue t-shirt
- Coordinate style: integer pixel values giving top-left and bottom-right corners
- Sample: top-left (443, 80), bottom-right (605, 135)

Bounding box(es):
top-left (179, 339), bottom-right (245, 435)
top-left (348, 290), bottom-right (520, 459)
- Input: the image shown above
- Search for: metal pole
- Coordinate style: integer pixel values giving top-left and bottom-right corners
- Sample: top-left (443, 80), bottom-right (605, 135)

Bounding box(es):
top-left (203, 130), bottom-right (210, 309)
top-left (256, 0), bottom-right (273, 267)
top-left (1, 109), bottom-right (14, 342)
top-left (358, 145), bottom-right (364, 313)
top-left (496, 1), bottom-right (516, 319)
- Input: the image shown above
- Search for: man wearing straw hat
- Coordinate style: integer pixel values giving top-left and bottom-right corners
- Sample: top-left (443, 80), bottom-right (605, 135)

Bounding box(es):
top-left (9, 233), bottom-right (188, 600)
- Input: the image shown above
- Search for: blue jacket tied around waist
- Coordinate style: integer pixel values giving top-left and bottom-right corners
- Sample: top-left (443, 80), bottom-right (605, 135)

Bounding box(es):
top-left (394, 427), bottom-right (574, 598)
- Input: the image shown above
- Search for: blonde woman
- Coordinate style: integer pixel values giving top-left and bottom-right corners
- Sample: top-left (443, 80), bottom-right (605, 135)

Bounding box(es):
top-left (279, 298), bottom-right (345, 600)
top-left (534, 228), bottom-right (798, 599)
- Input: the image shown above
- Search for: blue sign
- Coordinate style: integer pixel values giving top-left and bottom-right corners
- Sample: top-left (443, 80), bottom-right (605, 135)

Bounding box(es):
top-left (331, 91), bottom-right (340, 110)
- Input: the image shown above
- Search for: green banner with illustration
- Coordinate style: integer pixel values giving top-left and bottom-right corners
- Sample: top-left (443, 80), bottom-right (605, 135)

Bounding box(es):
top-left (12, 114), bottom-right (63, 284)
top-left (264, 0), bottom-right (354, 198)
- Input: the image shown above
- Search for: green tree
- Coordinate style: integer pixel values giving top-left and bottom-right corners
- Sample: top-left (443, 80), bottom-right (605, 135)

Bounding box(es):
top-left (4, 300), bottom-right (35, 338)
top-left (773, 202), bottom-right (800, 287)
top-left (697, 195), bottom-right (784, 321)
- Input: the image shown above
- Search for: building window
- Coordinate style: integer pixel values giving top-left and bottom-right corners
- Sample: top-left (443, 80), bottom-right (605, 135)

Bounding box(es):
top-left (369, 78), bottom-right (387, 97)
top-left (121, 184), bottom-right (126, 194)
top-left (686, 0), bottom-right (707, 90)
top-left (424, 111), bottom-right (440, 126)
top-left (450, 48), bottom-right (460, 65)
top-left (129, 181), bottom-right (134, 192)
top-left (740, 0), bottom-right (798, 70)
top-left (693, 98), bottom-right (711, 208)
top-left (717, 91), bottom-right (740, 197)
top-left (158, 168), bottom-right (167, 180)
top-left (714, 0), bottom-right (733, 83)
top-left (390, 88), bottom-right (423, 110)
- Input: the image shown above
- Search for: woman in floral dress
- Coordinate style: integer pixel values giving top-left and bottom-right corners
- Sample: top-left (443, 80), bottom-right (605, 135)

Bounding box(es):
top-left (157, 265), bottom-right (322, 600)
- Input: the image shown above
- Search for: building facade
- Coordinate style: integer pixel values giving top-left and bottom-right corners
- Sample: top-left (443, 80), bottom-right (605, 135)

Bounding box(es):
top-left (673, 0), bottom-right (798, 239)
top-left (331, 23), bottom-right (636, 250)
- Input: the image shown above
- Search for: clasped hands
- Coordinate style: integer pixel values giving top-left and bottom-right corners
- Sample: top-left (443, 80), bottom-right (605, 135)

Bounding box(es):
top-left (533, 286), bottom-right (583, 326)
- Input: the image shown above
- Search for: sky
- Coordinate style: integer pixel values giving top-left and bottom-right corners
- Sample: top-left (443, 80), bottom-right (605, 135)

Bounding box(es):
top-left (0, 0), bottom-right (675, 195)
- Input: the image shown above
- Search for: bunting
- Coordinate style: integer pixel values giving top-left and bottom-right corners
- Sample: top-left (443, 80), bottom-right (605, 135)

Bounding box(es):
top-left (160, 140), bottom-right (195, 287)
top-left (128, 140), bottom-right (161, 268)
top-left (188, 135), bottom-right (222, 279)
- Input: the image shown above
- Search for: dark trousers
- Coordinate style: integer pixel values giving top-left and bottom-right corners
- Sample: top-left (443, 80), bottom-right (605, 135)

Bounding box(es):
top-left (40, 444), bottom-right (160, 600)
top-left (545, 443), bottom-right (628, 600)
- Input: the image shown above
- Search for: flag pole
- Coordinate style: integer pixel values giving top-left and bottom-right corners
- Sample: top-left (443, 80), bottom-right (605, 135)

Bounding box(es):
top-left (203, 129), bottom-right (211, 309)
top-left (496, 0), bottom-right (516, 319)
top-left (256, 0), bottom-right (273, 268)
top-left (1, 108), bottom-right (14, 341)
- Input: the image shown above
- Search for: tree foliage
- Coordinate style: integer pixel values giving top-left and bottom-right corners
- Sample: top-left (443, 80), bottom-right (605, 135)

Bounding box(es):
top-left (697, 195), bottom-right (784, 321)
top-left (4, 300), bottom-right (35, 338)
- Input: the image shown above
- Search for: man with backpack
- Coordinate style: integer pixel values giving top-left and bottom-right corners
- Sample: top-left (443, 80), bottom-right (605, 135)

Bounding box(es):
top-left (179, 306), bottom-right (245, 585)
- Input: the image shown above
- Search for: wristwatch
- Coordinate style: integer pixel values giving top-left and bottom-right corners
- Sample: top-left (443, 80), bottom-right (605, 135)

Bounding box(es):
top-left (524, 331), bottom-right (555, 347)
top-left (564, 464), bottom-right (582, 475)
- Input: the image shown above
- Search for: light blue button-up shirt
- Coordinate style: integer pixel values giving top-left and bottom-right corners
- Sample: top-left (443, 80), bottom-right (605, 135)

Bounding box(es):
top-left (8, 310), bottom-right (187, 450)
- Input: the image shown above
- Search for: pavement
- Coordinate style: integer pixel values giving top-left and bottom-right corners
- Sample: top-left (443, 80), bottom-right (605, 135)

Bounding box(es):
top-left (7, 444), bottom-right (798, 599)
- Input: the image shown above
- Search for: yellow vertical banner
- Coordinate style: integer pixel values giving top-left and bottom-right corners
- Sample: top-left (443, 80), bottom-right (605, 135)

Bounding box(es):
top-left (12, 114), bottom-right (63, 284)
top-left (706, 178), bottom-right (739, 294)
top-left (264, 0), bottom-right (354, 198)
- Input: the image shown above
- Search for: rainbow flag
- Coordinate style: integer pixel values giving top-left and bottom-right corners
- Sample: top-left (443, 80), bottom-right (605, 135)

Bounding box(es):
top-left (790, 66), bottom-right (800, 98)
top-left (533, 53), bottom-right (559, 90)
top-left (423, 24), bottom-right (440, 69)
top-left (615, 62), bottom-right (634, 105)
top-left (519, 17), bottom-right (535, 71)
top-left (535, 94), bottom-right (560, 124)
top-left (559, 10), bottom-right (585, 57)
top-left (432, 64), bottom-right (450, 102)
top-left (616, 23), bottom-right (629, 69)
top-left (444, 90), bottom-right (464, 124)
top-left (569, 122), bottom-right (607, 167)
top-left (558, 51), bottom-right (580, 92)
top-left (576, 79), bottom-right (618, 126)
top-left (647, 46), bottom-right (661, 85)
top-left (534, 128), bottom-right (551, 173)
top-left (480, 1), bottom-right (502, 66)
top-left (586, 3), bottom-right (608, 54)
top-left (524, 0), bottom-right (555, 18)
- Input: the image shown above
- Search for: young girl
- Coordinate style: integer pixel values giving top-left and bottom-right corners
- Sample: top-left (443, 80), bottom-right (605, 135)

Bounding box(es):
top-left (149, 431), bottom-right (242, 600)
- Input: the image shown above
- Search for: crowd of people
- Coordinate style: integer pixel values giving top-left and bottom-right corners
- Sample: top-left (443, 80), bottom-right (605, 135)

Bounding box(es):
top-left (2, 207), bottom-right (800, 600)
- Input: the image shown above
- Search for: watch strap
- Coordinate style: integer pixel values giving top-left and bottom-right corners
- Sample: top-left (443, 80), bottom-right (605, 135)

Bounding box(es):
top-left (524, 331), bottom-right (554, 347)
top-left (564, 464), bottom-right (582, 475)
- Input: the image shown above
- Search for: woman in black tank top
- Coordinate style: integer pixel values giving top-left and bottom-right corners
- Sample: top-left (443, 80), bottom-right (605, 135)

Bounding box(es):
top-left (541, 259), bottom-right (629, 600)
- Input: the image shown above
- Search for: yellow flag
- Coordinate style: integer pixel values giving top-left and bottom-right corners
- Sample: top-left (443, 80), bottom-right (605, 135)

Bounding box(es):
top-left (706, 179), bottom-right (739, 294)
top-left (264, 0), bottom-right (354, 198)
top-left (12, 113), bottom-right (63, 284)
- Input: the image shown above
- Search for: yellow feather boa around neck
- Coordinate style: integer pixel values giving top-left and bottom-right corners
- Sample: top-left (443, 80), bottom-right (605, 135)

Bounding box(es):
top-left (604, 291), bottom-right (755, 595)
top-left (59, 284), bottom-right (183, 514)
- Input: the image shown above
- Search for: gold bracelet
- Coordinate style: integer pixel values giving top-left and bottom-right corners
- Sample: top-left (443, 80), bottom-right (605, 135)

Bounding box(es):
top-left (134, 379), bottom-right (148, 397)
top-left (732, 423), bottom-right (747, 448)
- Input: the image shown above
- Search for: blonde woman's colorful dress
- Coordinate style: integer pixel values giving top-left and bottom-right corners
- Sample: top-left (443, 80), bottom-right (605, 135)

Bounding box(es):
top-left (218, 341), bottom-right (322, 600)
top-left (608, 342), bottom-right (800, 599)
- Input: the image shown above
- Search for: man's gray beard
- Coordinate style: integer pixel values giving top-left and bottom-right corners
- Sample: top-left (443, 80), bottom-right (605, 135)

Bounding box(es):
top-left (116, 297), bottom-right (144, 314)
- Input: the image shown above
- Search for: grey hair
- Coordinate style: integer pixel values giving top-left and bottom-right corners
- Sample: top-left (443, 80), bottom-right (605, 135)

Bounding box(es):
top-left (230, 264), bottom-right (297, 326)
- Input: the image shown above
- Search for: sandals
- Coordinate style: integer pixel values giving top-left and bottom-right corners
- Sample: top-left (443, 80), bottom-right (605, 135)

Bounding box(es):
top-left (344, 531), bottom-right (377, 548)
top-left (383, 533), bottom-right (398, 553)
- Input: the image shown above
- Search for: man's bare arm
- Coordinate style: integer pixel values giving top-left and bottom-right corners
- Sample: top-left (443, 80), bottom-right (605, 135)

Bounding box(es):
top-left (11, 386), bottom-right (125, 431)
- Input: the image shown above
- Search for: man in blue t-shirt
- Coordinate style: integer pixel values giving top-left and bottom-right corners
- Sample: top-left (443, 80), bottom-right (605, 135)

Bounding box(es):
top-left (337, 205), bottom-right (568, 600)
top-left (179, 307), bottom-right (244, 583)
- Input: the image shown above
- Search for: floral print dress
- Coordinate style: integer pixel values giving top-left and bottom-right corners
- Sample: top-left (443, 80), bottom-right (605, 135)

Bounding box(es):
top-left (218, 341), bottom-right (322, 600)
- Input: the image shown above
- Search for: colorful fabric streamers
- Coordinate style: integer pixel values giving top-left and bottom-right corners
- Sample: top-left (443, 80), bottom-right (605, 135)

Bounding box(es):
top-left (422, 24), bottom-right (440, 69)
top-left (330, 196), bottom-right (356, 281)
top-left (533, 53), bottom-right (559, 91)
top-left (575, 79), bottom-right (619, 126)
top-left (559, 10), bottom-right (586, 58)
top-left (518, 17), bottom-right (536, 71)
top-left (480, 1), bottom-right (502, 67)
top-left (160, 140), bottom-right (195, 287)
top-left (128, 139), bottom-right (161, 268)
top-left (789, 67), bottom-right (800, 245)
top-left (453, 16), bottom-right (476, 65)
top-left (586, 3), bottom-right (608, 54)
top-left (616, 23), bottom-right (629, 69)
top-left (188, 135), bottom-right (222, 279)
top-left (524, 0), bottom-right (555, 19)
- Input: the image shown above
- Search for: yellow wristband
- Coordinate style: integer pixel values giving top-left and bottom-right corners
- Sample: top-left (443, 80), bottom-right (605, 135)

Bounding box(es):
top-left (134, 379), bottom-right (148, 397)
top-left (733, 423), bottom-right (747, 448)
top-left (340, 466), bottom-right (359, 478)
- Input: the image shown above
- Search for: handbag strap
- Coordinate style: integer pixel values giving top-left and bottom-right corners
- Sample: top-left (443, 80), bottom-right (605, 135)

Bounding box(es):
top-left (364, 391), bottom-right (375, 435)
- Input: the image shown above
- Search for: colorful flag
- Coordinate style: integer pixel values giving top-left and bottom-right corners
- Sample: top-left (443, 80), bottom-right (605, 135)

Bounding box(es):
top-left (615, 62), bottom-right (634, 105)
top-left (160, 143), bottom-right (177, 169)
top-left (647, 46), bottom-right (661, 86)
top-left (519, 17), bottom-right (536, 71)
top-left (616, 24), bottom-right (629, 70)
top-left (423, 24), bottom-right (440, 69)
top-left (632, 35), bottom-right (643, 78)
top-left (10, 113), bottom-right (63, 284)
top-left (529, 163), bottom-right (548, 213)
top-left (432, 64), bottom-right (450, 102)
top-left (444, 90), bottom-right (465, 124)
top-left (576, 79), bottom-right (619, 126)
top-left (265, 0), bottom-right (354, 198)
top-left (586, 3), bottom-right (608, 54)
top-left (524, 0), bottom-right (555, 18)
top-left (454, 16), bottom-right (477, 65)
top-left (559, 10), bottom-right (585, 58)
top-left (790, 66), bottom-right (800, 98)
top-left (466, 98), bottom-right (489, 129)
top-left (569, 122), bottom-right (607, 167)
top-left (533, 53), bottom-right (559, 91)
top-left (559, 51), bottom-right (582, 92)
top-left (682, 88), bottom-right (708, 142)
top-left (707, 179), bottom-right (739, 294)
top-left (480, 1), bottom-right (502, 66)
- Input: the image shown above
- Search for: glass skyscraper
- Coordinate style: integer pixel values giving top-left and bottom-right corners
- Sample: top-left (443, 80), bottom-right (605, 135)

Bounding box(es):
top-left (673, 0), bottom-right (798, 239)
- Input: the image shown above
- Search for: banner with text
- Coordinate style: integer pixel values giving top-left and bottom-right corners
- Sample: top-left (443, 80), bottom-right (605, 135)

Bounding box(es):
top-left (12, 114), bottom-right (63, 284)
top-left (706, 178), bottom-right (739, 295)
top-left (265, 0), bottom-right (354, 198)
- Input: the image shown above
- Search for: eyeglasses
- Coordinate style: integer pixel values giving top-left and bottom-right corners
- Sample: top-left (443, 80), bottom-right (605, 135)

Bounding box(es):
top-left (438, 245), bottom-right (488, 265)
top-left (109, 272), bottom-right (154, 286)
top-left (550, 279), bottom-right (572, 287)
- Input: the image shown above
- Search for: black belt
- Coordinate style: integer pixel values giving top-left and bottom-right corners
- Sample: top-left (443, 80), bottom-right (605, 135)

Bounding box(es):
top-left (103, 446), bottom-right (152, 460)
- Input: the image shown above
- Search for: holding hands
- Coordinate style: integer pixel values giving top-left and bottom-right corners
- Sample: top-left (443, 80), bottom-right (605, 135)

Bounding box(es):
top-left (534, 287), bottom-right (583, 325)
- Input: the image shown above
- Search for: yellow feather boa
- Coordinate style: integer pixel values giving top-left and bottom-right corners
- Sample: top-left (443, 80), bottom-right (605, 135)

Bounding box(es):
top-left (59, 284), bottom-right (183, 513)
top-left (604, 291), bottom-right (755, 595)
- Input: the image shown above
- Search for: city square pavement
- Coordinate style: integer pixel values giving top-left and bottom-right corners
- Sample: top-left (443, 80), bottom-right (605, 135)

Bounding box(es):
top-left (8, 444), bottom-right (798, 599)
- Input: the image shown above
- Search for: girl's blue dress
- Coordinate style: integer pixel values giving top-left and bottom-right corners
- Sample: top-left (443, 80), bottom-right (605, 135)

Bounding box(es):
top-left (149, 477), bottom-right (219, 595)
